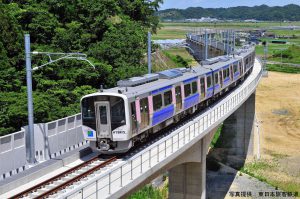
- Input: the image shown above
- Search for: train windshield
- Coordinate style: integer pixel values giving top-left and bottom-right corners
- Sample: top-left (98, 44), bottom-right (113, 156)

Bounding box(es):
top-left (81, 96), bottom-right (126, 131)
top-left (111, 99), bottom-right (126, 130)
top-left (82, 97), bottom-right (95, 120)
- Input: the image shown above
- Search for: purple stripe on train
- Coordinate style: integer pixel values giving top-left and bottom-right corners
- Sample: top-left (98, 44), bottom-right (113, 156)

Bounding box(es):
top-left (152, 105), bottom-right (175, 126)
top-left (184, 93), bottom-right (200, 109)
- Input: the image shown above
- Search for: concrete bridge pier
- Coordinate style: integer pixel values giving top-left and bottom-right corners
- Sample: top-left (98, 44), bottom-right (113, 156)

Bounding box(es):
top-left (210, 92), bottom-right (256, 169)
top-left (168, 127), bottom-right (218, 199)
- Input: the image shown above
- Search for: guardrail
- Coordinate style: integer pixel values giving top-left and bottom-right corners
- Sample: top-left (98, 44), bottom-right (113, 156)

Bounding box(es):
top-left (61, 60), bottom-right (263, 199)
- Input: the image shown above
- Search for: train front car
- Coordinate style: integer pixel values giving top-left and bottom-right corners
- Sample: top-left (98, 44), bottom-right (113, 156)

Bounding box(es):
top-left (81, 93), bottom-right (131, 153)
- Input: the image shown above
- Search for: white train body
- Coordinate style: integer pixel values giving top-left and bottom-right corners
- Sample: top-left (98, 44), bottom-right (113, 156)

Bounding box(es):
top-left (81, 46), bottom-right (255, 153)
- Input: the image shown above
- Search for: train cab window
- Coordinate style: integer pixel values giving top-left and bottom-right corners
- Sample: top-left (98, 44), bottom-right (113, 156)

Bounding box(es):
top-left (200, 77), bottom-right (205, 98)
top-left (207, 76), bottom-right (212, 88)
top-left (153, 94), bottom-right (162, 111)
top-left (192, 82), bottom-right (197, 94)
top-left (99, 106), bottom-right (108, 125)
top-left (164, 90), bottom-right (172, 106)
top-left (82, 97), bottom-right (95, 120)
top-left (214, 73), bottom-right (219, 84)
top-left (111, 100), bottom-right (126, 130)
top-left (184, 84), bottom-right (191, 97)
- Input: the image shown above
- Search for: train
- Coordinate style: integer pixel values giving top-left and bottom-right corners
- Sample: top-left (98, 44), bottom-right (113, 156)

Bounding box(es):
top-left (80, 45), bottom-right (255, 153)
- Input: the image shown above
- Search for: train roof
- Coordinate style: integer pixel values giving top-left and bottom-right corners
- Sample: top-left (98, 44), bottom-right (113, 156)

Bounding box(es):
top-left (84, 46), bottom-right (255, 100)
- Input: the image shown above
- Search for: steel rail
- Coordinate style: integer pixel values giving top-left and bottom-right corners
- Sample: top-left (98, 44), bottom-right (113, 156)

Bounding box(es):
top-left (10, 156), bottom-right (116, 199)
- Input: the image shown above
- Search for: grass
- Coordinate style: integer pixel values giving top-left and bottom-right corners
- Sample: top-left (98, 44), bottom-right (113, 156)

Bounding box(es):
top-left (241, 159), bottom-right (300, 193)
top-left (210, 125), bottom-right (223, 148)
top-left (267, 64), bottom-right (300, 74)
top-left (153, 28), bottom-right (187, 40)
top-left (162, 47), bottom-right (197, 66)
top-left (128, 183), bottom-right (168, 199)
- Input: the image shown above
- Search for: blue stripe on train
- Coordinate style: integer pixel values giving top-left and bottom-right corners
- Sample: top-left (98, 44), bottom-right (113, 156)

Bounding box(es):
top-left (152, 85), bottom-right (172, 95)
top-left (183, 77), bottom-right (198, 84)
top-left (184, 93), bottom-right (199, 109)
top-left (234, 72), bottom-right (240, 79)
top-left (214, 84), bottom-right (220, 90)
top-left (206, 92), bottom-right (213, 98)
top-left (152, 105), bottom-right (175, 126)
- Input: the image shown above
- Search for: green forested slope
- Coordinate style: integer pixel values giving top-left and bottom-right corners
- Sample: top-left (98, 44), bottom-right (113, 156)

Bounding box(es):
top-left (0, 0), bottom-right (162, 135)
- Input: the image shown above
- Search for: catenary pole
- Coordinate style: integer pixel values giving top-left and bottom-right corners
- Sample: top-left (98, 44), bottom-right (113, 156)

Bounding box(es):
top-left (25, 34), bottom-right (35, 164)
top-left (148, 32), bottom-right (152, 74)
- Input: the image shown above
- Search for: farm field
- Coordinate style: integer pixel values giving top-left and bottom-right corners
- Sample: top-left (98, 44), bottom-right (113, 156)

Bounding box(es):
top-left (252, 71), bottom-right (300, 193)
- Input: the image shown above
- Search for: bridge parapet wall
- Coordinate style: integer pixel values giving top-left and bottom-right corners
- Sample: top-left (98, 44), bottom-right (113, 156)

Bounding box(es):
top-left (0, 113), bottom-right (87, 181)
top-left (0, 130), bottom-right (27, 181)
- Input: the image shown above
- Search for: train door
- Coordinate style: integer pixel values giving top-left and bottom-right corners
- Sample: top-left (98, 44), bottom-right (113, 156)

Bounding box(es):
top-left (175, 86), bottom-right (182, 112)
top-left (95, 102), bottom-right (111, 138)
top-left (200, 77), bottom-right (205, 100)
top-left (230, 64), bottom-right (234, 80)
top-left (239, 61), bottom-right (243, 75)
top-left (219, 70), bottom-right (223, 88)
top-left (140, 98), bottom-right (149, 129)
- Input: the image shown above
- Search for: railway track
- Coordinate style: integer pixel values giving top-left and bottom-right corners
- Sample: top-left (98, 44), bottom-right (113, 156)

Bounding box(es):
top-left (10, 156), bottom-right (117, 199)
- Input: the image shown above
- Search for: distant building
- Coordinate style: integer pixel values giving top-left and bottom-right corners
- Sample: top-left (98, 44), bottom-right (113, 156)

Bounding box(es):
top-left (185, 17), bottom-right (219, 23)
top-left (244, 19), bottom-right (259, 23)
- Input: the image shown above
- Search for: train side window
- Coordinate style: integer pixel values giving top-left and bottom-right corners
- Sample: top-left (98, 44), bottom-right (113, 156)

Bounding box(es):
top-left (207, 76), bottom-right (212, 88)
top-left (164, 90), bottom-right (172, 106)
top-left (234, 63), bottom-right (238, 73)
top-left (246, 58), bottom-right (249, 66)
top-left (214, 73), bottom-right (219, 84)
top-left (226, 68), bottom-right (230, 77)
top-left (192, 82), bottom-right (197, 94)
top-left (153, 94), bottom-right (162, 111)
top-left (184, 84), bottom-right (191, 97)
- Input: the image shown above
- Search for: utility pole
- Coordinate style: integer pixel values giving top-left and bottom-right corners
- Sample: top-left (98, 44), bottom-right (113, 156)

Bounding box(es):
top-left (148, 32), bottom-right (152, 74)
top-left (24, 34), bottom-right (95, 164)
top-left (25, 34), bottom-right (35, 164)
top-left (227, 30), bottom-right (230, 56)
top-left (205, 30), bottom-right (208, 60)
top-left (262, 41), bottom-right (268, 72)
top-left (233, 30), bottom-right (236, 54)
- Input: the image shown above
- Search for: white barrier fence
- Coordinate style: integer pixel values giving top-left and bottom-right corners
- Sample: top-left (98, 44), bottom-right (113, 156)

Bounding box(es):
top-left (61, 60), bottom-right (263, 199)
top-left (0, 114), bottom-right (87, 180)
top-left (0, 130), bottom-right (26, 180)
